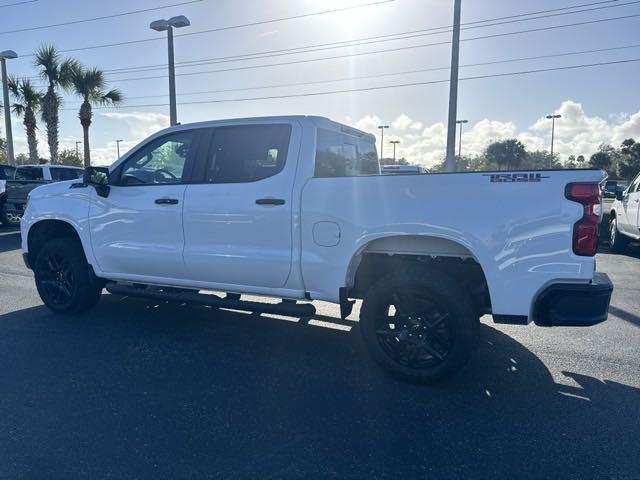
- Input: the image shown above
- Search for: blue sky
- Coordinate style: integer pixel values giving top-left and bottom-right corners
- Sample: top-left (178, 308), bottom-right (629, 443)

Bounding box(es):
top-left (3, 0), bottom-right (640, 165)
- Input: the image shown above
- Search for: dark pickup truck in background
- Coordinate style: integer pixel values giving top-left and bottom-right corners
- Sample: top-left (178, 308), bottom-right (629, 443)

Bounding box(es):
top-left (1, 165), bottom-right (83, 226)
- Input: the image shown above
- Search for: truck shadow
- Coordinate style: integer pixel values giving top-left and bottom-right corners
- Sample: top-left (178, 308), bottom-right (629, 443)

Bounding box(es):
top-left (0, 295), bottom-right (638, 478)
top-left (0, 228), bottom-right (20, 254)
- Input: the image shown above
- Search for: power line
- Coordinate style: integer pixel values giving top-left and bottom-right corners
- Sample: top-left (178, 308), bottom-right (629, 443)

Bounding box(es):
top-left (100, 12), bottom-right (640, 82)
top-left (16, 0), bottom-right (393, 56)
top-left (62, 57), bottom-right (640, 110)
top-left (102, 0), bottom-right (640, 75)
top-left (14, 0), bottom-right (630, 59)
top-left (61, 42), bottom-right (640, 104)
top-left (0, 0), bottom-right (37, 9)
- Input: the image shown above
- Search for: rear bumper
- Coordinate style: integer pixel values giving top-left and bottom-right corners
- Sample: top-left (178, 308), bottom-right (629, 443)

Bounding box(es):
top-left (532, 272), bottom-right (613, 327)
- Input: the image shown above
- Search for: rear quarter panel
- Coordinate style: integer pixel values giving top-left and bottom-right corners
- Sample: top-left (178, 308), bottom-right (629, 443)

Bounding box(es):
top-left (300, 169), bottom-right (605, 316)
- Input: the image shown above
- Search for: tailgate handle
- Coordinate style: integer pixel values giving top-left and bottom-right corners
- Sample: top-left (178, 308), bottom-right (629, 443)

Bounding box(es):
top-left (256, 198), bottom-right (285, 205)
top-left (155, 198), bottom-right (179, 205)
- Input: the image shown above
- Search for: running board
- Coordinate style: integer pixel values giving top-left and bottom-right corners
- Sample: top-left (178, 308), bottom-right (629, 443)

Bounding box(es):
top-left (105, 282), bottom-right (316, 318)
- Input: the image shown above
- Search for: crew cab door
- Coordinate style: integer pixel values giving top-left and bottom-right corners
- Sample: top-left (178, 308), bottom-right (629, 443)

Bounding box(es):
top-left (619, 175), bottom-right (640, 236)
top-left (182, 122), bottom-right (299, 288)
top-left (89, 129), bottom-right (202, 279)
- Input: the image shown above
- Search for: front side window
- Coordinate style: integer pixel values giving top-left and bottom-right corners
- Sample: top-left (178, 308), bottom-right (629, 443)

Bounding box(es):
top-left (0, 165), bottom-right (16, 180)
top-left (205, 124), bottom-right (291, 183)
top-left (50, 168), bottom-right (83, 181)
top-left (315, 129), bottom-right (379, 177)
top-left (120, 131), bottom-right (195, 185)
top-left (15, 167), bottom-right (44, 181)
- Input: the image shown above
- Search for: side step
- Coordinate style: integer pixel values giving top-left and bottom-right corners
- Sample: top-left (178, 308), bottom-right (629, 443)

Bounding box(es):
top-left (105, 282), bottom-right (316, 318)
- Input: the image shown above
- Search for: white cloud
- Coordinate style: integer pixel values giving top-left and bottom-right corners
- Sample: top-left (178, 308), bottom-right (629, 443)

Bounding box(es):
top-left (351, 101), bottom-right (640, 167)
top-left (100, 111), bottom-right (169, 140)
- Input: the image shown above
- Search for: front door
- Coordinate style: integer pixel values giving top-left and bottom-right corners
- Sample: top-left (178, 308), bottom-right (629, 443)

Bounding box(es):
top-left (89, 129), bottom-right (201, 280)
top-left (182, 122), bottom-right (299, 288)
top-left (620, 175), bottom-right (640, 236)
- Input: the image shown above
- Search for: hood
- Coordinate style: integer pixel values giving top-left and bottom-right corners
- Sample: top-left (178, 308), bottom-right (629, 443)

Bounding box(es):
top-left (29, 180), bottom-right (87, 199)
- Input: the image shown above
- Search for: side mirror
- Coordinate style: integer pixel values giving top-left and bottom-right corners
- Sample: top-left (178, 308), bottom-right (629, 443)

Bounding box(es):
top-left (83, 166), bottom-right (110, 198)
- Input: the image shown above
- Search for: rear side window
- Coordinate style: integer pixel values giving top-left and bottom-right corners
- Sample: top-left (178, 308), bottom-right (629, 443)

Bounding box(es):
top-left (315, 129), bottom-right (379, 177)
top-left (15, 167), bottom-right (44, 181)
top-left (50, 168), bottom-right (83, 181)
top-left (205, 124), bottom-right (291, 183)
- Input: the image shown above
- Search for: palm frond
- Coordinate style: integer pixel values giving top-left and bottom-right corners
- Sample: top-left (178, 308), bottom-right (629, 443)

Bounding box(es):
top-left (59, 58), bottom-right (80, 89)
top-left (12, 103), bottom-right (25, 116)
top-left (100, 88), bottom-right (124, 106)
top-left (34, 44), bottom-right (60, 83)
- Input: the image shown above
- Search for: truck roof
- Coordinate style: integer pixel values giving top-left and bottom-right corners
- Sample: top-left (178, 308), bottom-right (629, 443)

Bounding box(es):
top-left (17, 164), bottom-right (82, 169)
top-left (160, 115), bottom-right (377, 142)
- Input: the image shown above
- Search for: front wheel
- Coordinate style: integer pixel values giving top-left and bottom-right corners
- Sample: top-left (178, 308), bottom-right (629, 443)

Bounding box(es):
top-left (34, 238), bottom-right (103, 314)
top-left (609, 217), bottom-right (629, 253)
top-left (359, 269), bottom-right (477, 384)
top-left (0, 204), bottom-right (21, 227)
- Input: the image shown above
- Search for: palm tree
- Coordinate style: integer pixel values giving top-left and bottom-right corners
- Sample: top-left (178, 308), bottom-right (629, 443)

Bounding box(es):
top-left (8, 77), bottom-right (43, 163)
top-left (33, 44), bottom-right (77, 164)
top-left (69, 65), bottom-right (123, 167)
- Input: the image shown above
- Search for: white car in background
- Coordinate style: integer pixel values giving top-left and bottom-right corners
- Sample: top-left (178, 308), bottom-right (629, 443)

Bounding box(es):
top-left (609, 172), bottom-right (640, 252)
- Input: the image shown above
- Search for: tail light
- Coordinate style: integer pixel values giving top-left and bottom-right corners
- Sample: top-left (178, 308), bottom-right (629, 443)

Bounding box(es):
top-left (565, 183), bottom-right (601, 256)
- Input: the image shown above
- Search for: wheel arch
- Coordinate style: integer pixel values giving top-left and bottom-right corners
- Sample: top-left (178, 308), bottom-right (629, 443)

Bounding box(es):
top-left (345, 234), bottom-right (493, 316)
top-left (27, 219), bottom-right (87, 267)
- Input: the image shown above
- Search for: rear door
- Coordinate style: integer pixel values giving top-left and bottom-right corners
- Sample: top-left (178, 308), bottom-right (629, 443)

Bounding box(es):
top-left (89, 129), bottom-right (202, 279)
top-left (182, 121), bottom-right (299, 288)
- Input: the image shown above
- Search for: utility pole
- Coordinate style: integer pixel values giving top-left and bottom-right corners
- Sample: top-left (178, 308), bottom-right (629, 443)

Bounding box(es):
top-left (378, 125), bottom-right (389, 162)
top-left (456, 119), bottom-right (468, 158)
top-left (546, 114), bottom-right (561, 164)
top-left (150, 15), bottom-right (190, 126)
top-left (390, 140), bottom-right (400, 163)
top-left (75, 141), bottom-right (82, 157)
top-left (0, 50), bottom-right (18, 165)
top-left (116, 139), bottom-right (123, 158)
top-left (445, 0), bottom-right (462, 172)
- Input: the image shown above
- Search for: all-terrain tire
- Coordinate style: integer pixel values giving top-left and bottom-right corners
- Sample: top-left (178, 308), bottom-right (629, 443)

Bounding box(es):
top-left (0, 204), bottom-right (21, 227)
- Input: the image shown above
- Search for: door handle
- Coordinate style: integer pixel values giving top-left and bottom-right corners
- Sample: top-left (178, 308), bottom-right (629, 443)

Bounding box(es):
top-left (155, 198), bottom-right (179, 205)
top-left (256, 198), bottom-right (285, 205)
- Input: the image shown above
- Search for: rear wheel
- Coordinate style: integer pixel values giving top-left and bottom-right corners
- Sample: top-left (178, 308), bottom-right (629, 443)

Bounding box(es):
top-left (359, 269), bottom-right (477, 384)
top-left (34, 238), bottom-right (103, 314)
top-left (0, 204), bottom-right (21, 227)
top-left (609, 217), bottom-right (629, 253)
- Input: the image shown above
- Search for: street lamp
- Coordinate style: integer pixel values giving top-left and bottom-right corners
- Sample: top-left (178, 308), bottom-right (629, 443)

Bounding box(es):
top-left (150, 15), bottom-right (191, 126)
top-left (1, 49), bottom-right (17, 165)
top-left (546, 114), bottom-right (562, 161)
top-left (116, 139), bottom-right (123, 158)
top-left (456, 119), bottom-right (468, 158)
top-left (390, 140), bottom-right (400, 163)
top-left (378, 125), bottom-right (389, 162)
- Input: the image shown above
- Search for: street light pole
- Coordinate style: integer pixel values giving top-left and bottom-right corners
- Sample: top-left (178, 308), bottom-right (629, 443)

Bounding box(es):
top-left (150, 15), bottom-right (190, 127)
top-left (390, 140), bottom-right (400, 163)
top-left (378, 125), bottom-right (389, 162)
top-left (456, 119), bottom-right (468, 158)
top-left (1, 50), bottom-right (18, 165)
top-left (546, 114), bottom-right (561, 159)
top-left (445, 0), bottom-right (462, 172)
top-left (116, 139), bottom-right (123, 158)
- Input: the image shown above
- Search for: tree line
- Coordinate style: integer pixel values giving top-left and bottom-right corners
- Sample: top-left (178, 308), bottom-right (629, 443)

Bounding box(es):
top-left (425, 138), bottom-right (640, 180)
top-left (0, 45), bottom-right (122, 167)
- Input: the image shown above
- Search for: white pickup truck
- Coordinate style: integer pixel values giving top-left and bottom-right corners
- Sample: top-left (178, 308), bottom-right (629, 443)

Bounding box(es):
top-left (609, 172), bottom-right (640, 252)
top-left (20, 116), bottom-right (613, 383)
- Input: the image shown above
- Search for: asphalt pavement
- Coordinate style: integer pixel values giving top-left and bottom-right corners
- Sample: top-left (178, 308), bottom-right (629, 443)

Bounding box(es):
top-left (0, 226), bottom-right (639, 479)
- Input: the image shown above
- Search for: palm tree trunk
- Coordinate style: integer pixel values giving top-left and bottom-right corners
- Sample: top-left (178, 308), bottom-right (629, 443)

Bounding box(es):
top-left (42, 86), bottom-right (59, 164)
top-left (79, 100), bottom-right (92, 167)
top-left (24, 107), bottom-right (39, 163)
